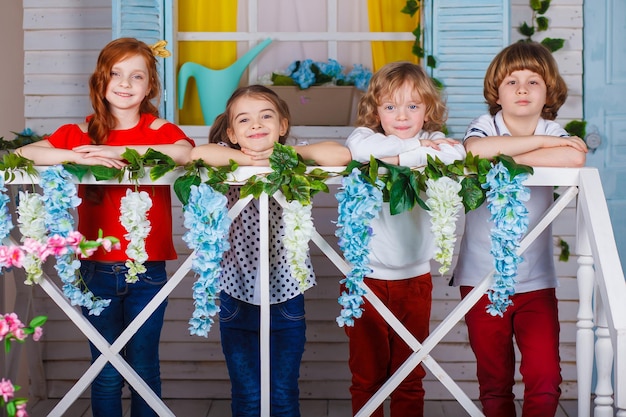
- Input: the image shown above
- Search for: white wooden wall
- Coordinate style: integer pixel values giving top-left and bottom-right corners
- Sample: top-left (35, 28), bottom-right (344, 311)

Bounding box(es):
top-left (22, 0), bottom-right (584, 402)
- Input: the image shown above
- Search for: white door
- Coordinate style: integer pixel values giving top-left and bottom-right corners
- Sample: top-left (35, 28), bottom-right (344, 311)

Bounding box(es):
top-left (583, 0), bottom-right (626, 264)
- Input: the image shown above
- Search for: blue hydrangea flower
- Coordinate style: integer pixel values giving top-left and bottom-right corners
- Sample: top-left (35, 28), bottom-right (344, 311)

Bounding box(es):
top-left (182, 183), bottom-right (231, 337)
top-left (335, 168), bottom-right (383, 327)
top-left (0, 177), bottom-right (14, 243)
top-left (483, 162), bottom-right (530, 316)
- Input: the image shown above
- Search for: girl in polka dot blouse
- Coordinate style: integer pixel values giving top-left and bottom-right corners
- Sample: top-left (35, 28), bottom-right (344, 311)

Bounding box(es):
top-left (190, 85), bottom-right (351, 417)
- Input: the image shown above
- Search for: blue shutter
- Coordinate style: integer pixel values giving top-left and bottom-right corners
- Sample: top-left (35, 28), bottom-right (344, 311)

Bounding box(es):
top-left (424, 0), bottom-right (509, 138)
top-left (112, 0), bottom-right (174, 120)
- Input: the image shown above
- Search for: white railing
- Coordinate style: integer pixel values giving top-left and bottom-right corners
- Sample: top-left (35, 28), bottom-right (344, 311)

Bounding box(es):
top-left (4, 166), bottom-right (626, 417)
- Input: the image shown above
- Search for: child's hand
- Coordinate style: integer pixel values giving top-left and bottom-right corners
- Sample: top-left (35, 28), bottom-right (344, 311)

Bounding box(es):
top-left (559, 136), bottom-right (588, 153)
top-left (420, 138), bottom-right (459, 150)
top-left (240, 147), bottom-right (273, 161)
top-left (73, 144), bottom-right (124, 160)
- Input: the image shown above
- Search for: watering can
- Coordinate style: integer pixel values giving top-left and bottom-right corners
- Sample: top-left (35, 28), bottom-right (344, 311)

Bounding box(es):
top-left (178, 38), bottom-right (272, 125)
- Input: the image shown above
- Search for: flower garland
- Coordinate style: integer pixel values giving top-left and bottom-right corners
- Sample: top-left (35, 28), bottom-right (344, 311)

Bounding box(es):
top-left (39, 166), bottom-right (115, 316)
top-left (17, 191), bottom-right (47, 285)
top-left (282, 200), bottom-right (314, 292)
top-left (483, 161), bottom-right (530, 316)
top-left (0, 177), bottom-right (13, 242)
top-left (119, 189), bottom-right (152, 283)
top-left (0, 312), bottom-right (46, 417)
top-left (182, 184), bottom-right (231, 337)
top-left (335, 168), bottom-right (383, 327)
top-left (425, 176), bottom-right (464, 275)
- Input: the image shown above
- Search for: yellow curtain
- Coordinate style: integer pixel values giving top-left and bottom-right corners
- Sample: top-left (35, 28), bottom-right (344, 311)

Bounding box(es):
top-left (178, 0), bottom-right (238, 125)
top-left (367, 0), bottom-right (419, 72)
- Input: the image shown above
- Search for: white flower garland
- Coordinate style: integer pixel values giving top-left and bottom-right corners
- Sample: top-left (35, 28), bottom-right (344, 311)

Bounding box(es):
top-left (425, 176), bottom-right (463, 275)
top-left (17, 191), bottom-right (47, 284)
top-left (119, 189), bottom-right (152, 283)
top-left (282, 200), bottom-right (314, 291)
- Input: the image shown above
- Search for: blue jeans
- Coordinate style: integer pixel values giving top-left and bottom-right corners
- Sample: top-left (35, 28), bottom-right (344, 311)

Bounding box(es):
top-left (80, 261), bottom-right (168, 417)
top-left (219, 292), bottom-right (306, 417)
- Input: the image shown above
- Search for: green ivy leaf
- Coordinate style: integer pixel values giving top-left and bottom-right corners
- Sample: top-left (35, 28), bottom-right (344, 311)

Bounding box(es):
top-left (564, 120), bottom-right (587, 139)
top-left (530, 0), bottom-right (542, 11)
top-left (286, 174), bottom-right (312, 205)
top-left (536, 16), bottom-right (549, 31)
top-left (401, 0), bottom-right (420, 17)
top-left (271, 73), bottom-right (296, 86)
top-left (541, 37), bottom-right (565, 52)
top-left (269, 143), bottom-right (299, 173)
top-left (518, 22), bottom-right (535, 38)
top-left (61, 164), bottom-right (90, 181)
top-left (389, 175), bottom-right (416, 215)
top-left (90, 165), bottom-right (123, 182)
top-left (559, 238), bottom-right (570, 262)
top-left (28, 315), bottom-right (47, 328)
top-left (538, 0), bottom-right (551, 14)
top-left (174, 174), bottom-right (201, 206)
top-left (460, 176), bottom-right (486, 212)
top-left (495, 154), bottom-right (534, 179)
top-left (240, 175), bottom-right (265, 199)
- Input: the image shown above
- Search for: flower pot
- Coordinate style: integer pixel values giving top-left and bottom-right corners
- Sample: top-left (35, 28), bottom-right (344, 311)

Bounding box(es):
top-left (268, 85), bottom-right (361, 126)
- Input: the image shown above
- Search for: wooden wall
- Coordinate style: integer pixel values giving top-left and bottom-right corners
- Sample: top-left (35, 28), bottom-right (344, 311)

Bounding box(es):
top-left (22, 0), bottom-right (584, 403)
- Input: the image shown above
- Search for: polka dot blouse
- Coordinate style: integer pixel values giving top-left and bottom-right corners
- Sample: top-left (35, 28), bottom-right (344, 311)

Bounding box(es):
top-left (220, 187), bottom-right (316, 305)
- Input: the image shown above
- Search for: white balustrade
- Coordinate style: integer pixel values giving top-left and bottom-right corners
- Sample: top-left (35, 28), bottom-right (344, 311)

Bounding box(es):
top-left (4, 166), bottom-right (625, 417)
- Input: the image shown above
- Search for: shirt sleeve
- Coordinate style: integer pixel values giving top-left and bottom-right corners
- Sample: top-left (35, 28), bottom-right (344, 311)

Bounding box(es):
top-left (345, 127), bottom-right (421, 162)
top-left (157, 122), bottom-right (195, 146)
top-left (398, 142), bottom-right (466, 166)
top-left (463, 114), bottom-right (494, 142)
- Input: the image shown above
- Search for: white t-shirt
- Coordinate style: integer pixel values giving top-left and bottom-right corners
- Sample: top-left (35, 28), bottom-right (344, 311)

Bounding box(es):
top-left (452, 111), bottom-right (568, 292)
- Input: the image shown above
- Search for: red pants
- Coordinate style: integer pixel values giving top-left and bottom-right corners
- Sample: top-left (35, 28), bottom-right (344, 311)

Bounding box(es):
top-left (345, 274), bottom-right (432, 417)
top-left (461, 287), bottom-right (562, 417)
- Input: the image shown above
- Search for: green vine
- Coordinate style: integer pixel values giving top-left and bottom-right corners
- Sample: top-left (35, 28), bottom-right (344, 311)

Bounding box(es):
top-left (240, 143), bottom-right (333, 205)
top-left (518, 0), bottom-right (565, 52)
top-left (348, 152), bottom-right (533, 216)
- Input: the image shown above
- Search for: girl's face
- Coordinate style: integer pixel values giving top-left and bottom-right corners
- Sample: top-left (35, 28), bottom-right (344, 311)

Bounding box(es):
top-left (227, 97), bottom-right (287, 152)
top-left (105, 54), bottom-right (150, 114)
top-left (377, 81), bottom-right (428, 139)
top-left (497, 69), bottom-right (547, 120)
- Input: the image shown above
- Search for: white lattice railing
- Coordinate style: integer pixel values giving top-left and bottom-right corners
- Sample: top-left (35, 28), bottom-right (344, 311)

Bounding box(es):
top-left (4, 166), bottom-right (626, 417)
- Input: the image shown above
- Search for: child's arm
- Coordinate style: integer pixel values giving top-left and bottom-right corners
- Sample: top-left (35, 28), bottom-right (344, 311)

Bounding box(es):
top-left (16, 140), bottom-right (128, 168)
top-left (191, 144), bottom-right (271, 166)
top-left (293, 141), bottom-right (351, 166)
top-left (465, 135), bottom-right (588, 162)
top-left (71, 140), bottom-right (193, 165)
top-left (395, 141), bottom-right (466, 166)
top-left (346, 127), bottom-right (421, 162)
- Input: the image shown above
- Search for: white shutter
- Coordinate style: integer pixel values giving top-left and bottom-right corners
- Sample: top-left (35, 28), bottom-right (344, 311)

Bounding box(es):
top-left (112, 0), bottom-right (174, 120)
top-left (425, 0), bottom-right (510, 138)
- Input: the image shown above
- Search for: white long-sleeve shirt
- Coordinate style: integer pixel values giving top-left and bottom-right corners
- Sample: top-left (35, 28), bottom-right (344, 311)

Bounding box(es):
top-left (345, 127), bottom-right (466, 279)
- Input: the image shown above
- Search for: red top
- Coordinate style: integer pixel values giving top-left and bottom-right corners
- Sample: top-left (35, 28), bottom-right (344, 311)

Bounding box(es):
top-left (48, 113), bottom-right (194, 261)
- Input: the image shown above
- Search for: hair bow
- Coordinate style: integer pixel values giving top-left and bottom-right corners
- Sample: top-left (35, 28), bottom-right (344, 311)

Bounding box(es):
top-left (151, 40), bottom-right (171, 58)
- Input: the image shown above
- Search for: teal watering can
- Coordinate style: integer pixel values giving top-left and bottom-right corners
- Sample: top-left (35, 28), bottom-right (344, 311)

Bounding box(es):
top-left (178, 38), bottom-right (272, 125)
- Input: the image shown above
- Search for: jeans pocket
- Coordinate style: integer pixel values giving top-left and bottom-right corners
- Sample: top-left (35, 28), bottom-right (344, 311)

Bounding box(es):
top-left (138, 262), bottom-right (167, 286)
top-left (277, 295), bottom-right (305, 322)
top-left (219, 293), bottom-right (241, 323)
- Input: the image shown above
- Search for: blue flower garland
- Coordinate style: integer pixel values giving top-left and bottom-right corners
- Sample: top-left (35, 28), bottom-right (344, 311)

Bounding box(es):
top-left (182, 183), bottom-right (231, 337)
top-left (335, 168), bottom-right (383, 327)
top-left (0, 177), bottom-right (13, 242)
top-left (40, 165), bottom-right (111, 315)
top-left (483, 161), bottom-right (530, 316)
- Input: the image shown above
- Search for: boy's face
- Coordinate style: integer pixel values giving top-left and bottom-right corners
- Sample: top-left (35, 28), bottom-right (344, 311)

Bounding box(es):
top-left (497, 69), bottom-right (547, 120)
top-left (377, 81), bottom-right (428, 139)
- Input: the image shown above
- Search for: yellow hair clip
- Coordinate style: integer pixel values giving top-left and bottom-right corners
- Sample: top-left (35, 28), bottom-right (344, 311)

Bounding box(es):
top-left (151, 40), bottom-right (171, 58)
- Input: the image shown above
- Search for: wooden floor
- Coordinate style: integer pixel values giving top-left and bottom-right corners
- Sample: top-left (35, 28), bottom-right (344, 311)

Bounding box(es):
top-left (28, 398), bottom-right (584, 417)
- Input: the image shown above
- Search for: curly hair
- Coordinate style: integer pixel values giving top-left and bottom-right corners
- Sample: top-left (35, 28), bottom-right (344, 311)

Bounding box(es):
top-left (88, 37), bottom-right (161, 144)
top-left (356, 61), bottom-right (447, 133)
top-left (484, 41), bottom-right (568, 120)
top-left (208, 85), bottom-right (291, 149)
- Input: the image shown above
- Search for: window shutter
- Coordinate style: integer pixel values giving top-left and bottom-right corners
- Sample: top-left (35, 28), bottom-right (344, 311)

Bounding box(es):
top-left (112, 0), bottom-right (174, 120)
top-left (425, 0), bottom-right (510, 138)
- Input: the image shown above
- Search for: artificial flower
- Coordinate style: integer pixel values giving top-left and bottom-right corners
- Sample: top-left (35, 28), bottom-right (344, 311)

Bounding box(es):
top-left (425, 176), bottom-right (463, 275)
top-left (182, 184), bottom-right (231, 337)
top-left (0, 177), bottom-right (13, 242)
top-left (39, 166), bottom-right (115, 315)
top-left (119, 189), bottom-right (152, 283)
top-left (483, 161), bottom-right (530, 316)
top-left (270, 58), bottom-right (372, 91)
top-left (282, 200), bottom-right (314, 291)
top-left (335, 168), bottom-right (383, 327)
